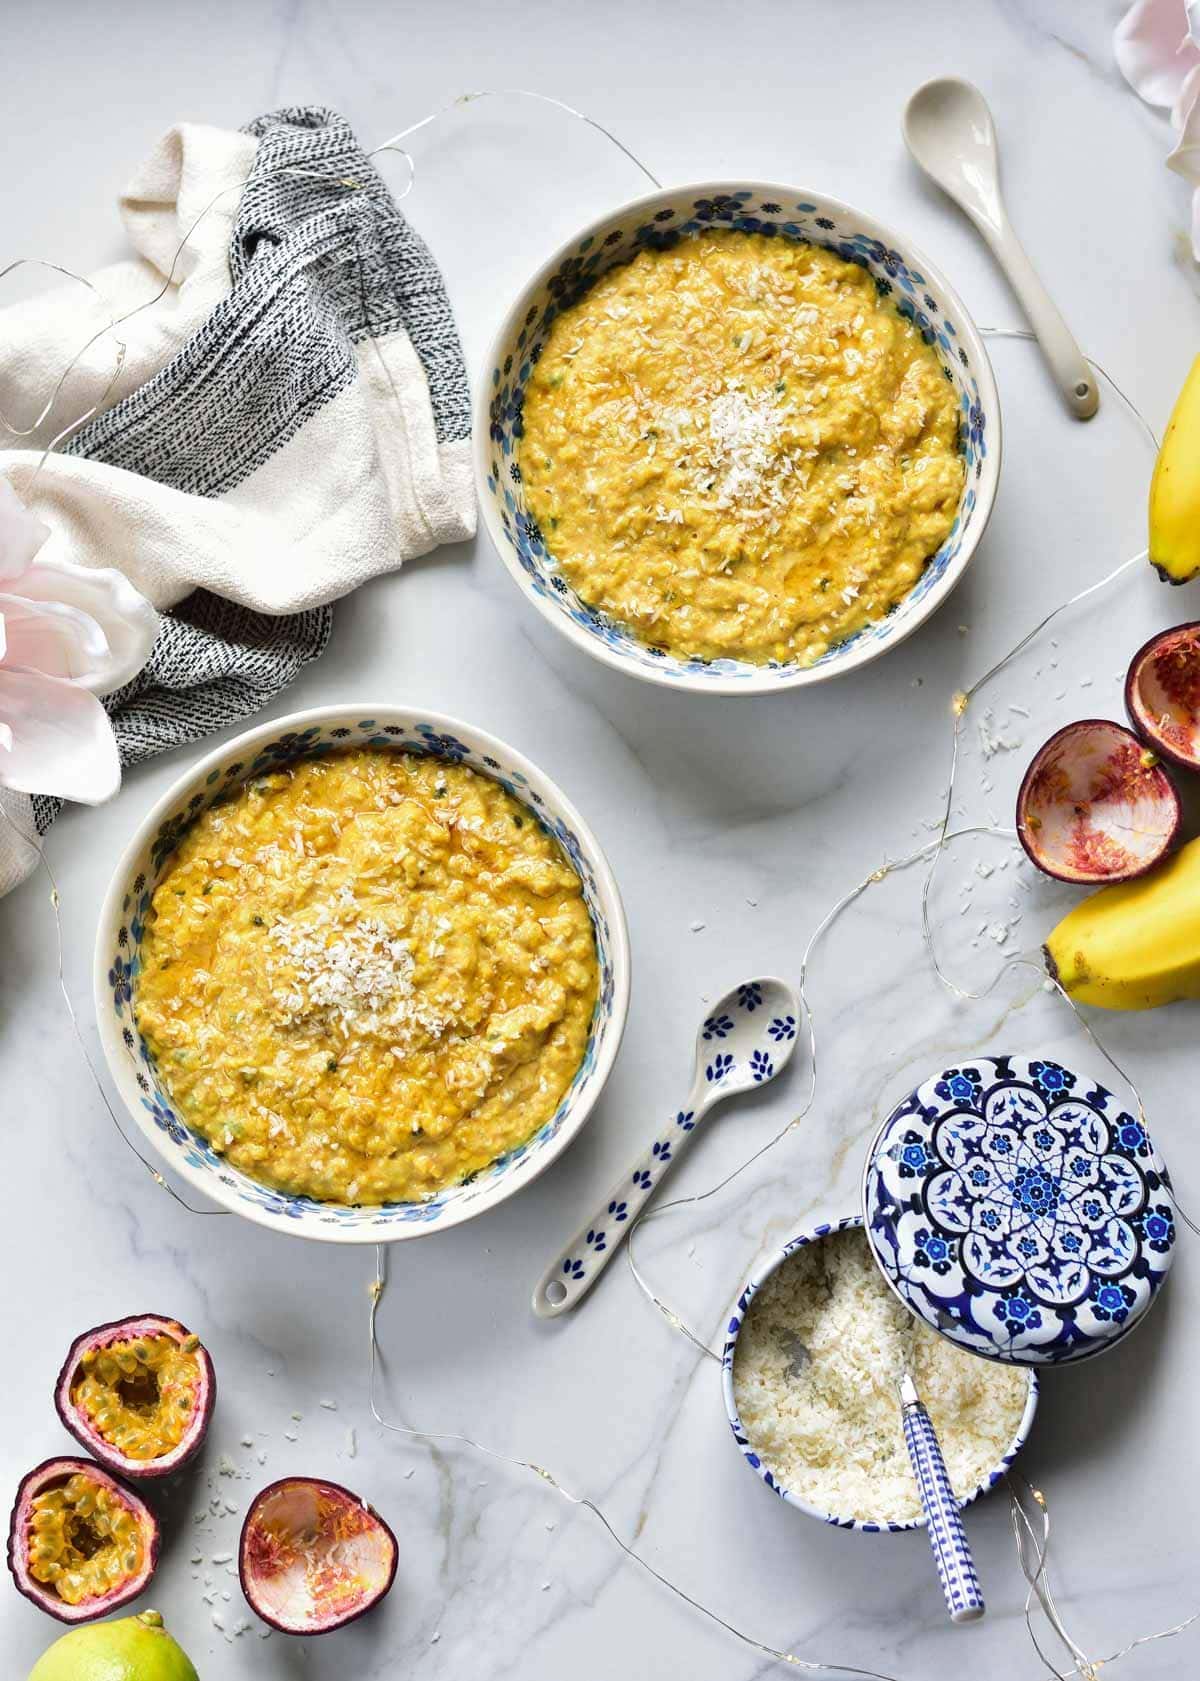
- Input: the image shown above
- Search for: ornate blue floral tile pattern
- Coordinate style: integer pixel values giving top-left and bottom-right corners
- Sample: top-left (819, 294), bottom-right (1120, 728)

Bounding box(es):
top-left (863, 1056), bottom-right (1176, 1364)
top-left (721, 1216), bottom-right (1038, 1533)
top-left (102, 717), bottom-right (622, 1236)
top-left (482, 187), bottom-right (994, 687)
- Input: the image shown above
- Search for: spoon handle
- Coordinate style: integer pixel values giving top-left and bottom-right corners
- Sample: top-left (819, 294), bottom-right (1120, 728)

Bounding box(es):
top-left (532, 1101), bottom-right (704, 1318)
top-left (899, 1375), bottom-right (986, 1625)
top-left (976, 218), bottom-right (1098, 420)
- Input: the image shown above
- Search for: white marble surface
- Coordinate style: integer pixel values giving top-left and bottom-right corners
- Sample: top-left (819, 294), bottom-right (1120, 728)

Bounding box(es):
top-left (4, 2), bottom-right (1200, 1675)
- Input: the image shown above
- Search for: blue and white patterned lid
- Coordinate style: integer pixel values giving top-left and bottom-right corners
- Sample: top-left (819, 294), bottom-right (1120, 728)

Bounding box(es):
top-left (861, 1055), bottom-right (1176, 1365)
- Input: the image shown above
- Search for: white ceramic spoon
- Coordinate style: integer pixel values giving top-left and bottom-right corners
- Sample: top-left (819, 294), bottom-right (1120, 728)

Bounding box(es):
top-left (903, 76), bottom-right (1099, 420)
top-left (532, 976), bottom-right (800, 1318)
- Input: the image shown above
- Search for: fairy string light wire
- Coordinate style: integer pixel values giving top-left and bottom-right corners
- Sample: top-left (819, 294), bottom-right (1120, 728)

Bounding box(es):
top-left (1, 91), bottom-right (1196, 1678)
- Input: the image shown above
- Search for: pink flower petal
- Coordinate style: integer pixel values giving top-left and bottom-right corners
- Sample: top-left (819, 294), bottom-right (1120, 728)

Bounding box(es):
top-left (1115, 0), bottom-right (1200, 110)
top-left (0, 666), bottom-right (120, 803)
top-left (0, 594), bottom-right (111, 681)
top-left (1168, 83), bottom-right (1200, 178)
top-left (1172, 56), bottom-right (1200, 124)
top-left (0, 478), bottom-right (49, 581)
top-left (9, 558), bottom-right (157, 694)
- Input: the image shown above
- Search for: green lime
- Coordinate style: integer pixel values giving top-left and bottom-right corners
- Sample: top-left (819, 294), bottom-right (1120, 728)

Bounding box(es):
top-left (28, 1610), bottom-right (199, 1681)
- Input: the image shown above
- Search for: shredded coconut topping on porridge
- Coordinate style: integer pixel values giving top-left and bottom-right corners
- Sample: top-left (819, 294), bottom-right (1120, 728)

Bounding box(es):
top-left (268, 911), bottom-right (448, 1046)
top-left (700, 388), bottom-right (788, 517)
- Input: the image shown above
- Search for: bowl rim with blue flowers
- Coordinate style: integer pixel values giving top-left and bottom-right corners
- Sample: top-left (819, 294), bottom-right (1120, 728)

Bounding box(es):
top-left (93, 704), bottom-right (631, 1246)
top-left (720, 1214), bottom-right (1038, 1533)
top-left (475, 179), bottom-right (1002, 695)
top-left (861, 1054), bottom-right (1177, 1365)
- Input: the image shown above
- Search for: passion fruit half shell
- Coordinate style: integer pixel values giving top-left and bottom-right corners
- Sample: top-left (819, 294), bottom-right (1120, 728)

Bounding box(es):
top-left (54, 1315), bottom-right (215, 1480)
top-left (1125, 621), bottom-right (1200, 771)
top-left (7, 1457), bottom-right (159, 1624)
top-left (239, 1477), bottom-right (398, 1635)
top-left (1016, 719), bottom-right (1181, 885)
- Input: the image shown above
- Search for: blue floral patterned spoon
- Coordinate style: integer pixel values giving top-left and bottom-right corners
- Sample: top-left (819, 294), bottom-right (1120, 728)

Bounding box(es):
top-left (533, 976), bottom-right (800, 1318)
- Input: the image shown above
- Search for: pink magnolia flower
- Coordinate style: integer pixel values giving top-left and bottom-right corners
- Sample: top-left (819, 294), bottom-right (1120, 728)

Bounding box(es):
top-left (0, 476), bottom-right (157, 805)
top-left (1115, 0), bottom-right (1200, 254)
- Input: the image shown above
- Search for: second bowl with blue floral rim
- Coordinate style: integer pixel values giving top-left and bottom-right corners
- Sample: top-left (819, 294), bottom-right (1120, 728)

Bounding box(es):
top-left (862, 1055), bottom-right (1177, 1363)
top-left (475, 180), bottom-right (1001, 695)
top-left (93, 705), bottom-right (630, 1245)
top-left (720, 1215), bottom-right (1039, 1533)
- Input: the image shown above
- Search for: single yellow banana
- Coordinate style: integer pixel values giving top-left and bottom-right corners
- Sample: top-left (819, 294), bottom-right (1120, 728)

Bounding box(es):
top-left (1149, 353), bottom-right (1200, 583)
top-left (1045, 834), bottom-right (1200, 1009)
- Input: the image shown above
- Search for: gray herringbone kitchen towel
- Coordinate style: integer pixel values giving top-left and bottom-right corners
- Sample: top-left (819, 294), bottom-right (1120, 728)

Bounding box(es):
top-left (25, 103), bottom-right (474, 834)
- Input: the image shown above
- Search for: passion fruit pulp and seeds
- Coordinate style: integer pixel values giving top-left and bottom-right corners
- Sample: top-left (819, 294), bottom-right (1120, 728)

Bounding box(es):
top-left (8, 1458), bottom-right (159, 1623)
top-left (56, 1316), bottom-right (214, 1479)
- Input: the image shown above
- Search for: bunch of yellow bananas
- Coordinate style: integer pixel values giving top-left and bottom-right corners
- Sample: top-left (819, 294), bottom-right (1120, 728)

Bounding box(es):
top-left (1042, 372), bottom-right (1200, 1009)
top-left (1046, 837), bottom-right (1200, 1010)
top-left (1149, 354), bottom-right (1200, 582)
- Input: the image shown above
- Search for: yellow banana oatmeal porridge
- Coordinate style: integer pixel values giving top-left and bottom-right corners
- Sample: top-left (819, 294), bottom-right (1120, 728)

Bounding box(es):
top-left (134, 749), bottom-right (599, 1205)
top-left (519, 231), bottom-right (965, 665)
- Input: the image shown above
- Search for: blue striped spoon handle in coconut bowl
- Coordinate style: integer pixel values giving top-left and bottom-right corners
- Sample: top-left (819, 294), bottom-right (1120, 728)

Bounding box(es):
top-left (532, 977), bottom-right (800, 1318)
top-left (898, 1373), bottom-right (986, 1623)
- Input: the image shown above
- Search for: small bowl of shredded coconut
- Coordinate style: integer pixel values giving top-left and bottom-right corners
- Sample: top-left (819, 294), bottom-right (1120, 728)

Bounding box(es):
top-left (723, 1218), bottom-right (1037, 1531)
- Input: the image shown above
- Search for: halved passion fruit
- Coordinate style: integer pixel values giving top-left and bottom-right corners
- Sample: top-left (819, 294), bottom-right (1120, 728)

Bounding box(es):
top-left (7, 1458), bottom-right (159, 1624)
top-left (54, 1315), bottom-right (215, 1480)
top-left (1126, 621), bottom-right (1200, 771)
top-left (1017, 719), bottom-right (1181, 884)
top-left (239, 1477), bottom-right (398, 1635)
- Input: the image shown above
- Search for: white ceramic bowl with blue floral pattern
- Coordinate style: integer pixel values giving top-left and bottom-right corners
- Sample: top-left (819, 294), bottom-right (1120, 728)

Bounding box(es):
top-left (721, 1216), bottom-right (1038, 1533)
top-left (476, 182), bottom-right (1000, 694)
top-left (93, 706), bottom-right (630, 1244)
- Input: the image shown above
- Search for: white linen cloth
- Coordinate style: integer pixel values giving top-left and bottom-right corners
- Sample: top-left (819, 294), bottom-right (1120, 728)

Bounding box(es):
top-left (0, 106), bottom-right (476, 895)
top-left (0, 118), bottom-right (475, 616)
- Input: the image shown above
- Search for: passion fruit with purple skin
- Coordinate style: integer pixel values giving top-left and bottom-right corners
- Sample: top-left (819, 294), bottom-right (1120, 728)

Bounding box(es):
top-left (240, 1477), bottom-right (398, 1635)
top-left (1017, 718), bottom-right (1181, 885)
top-left (7, 1457), bottom-right (159, 1624)
top-left (1125, 621), bottom-right (1200, 771)
top-left (55, 1315), bottom-right (215, 1481)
